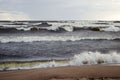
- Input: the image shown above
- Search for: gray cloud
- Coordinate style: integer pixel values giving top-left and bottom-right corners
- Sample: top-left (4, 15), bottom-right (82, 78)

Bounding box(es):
top-left (0, 0), bottom-right (120, 20)
top-left (0, 11), bottom-right (30, 20)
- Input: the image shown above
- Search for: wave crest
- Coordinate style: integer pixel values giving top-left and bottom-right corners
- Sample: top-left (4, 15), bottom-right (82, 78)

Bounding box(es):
top-left (1, 21), bottom-right (120, 32)
top-left (0, 36), bottom-right (120, 43)
top-left (70, 51), bottom-right (120, 65)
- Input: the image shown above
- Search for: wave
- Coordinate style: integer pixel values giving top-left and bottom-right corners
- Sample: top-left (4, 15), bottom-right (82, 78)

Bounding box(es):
top-left (101, 26), bottom-right (120, 32)
top-left (69, 51), bottom-right (120, 65)
top-left (0, 51), bottom-right (120, 71)
top-left (1, 21), bottom-right (120, 32)
top-left (0, 36), bottom-right (120, 43)
top-left (0, 26), bottom-right (119, 32)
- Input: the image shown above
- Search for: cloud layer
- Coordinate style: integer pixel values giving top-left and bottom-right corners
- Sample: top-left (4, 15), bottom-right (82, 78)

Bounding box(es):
top-left (0, 0), bottom-right (120, 20)
top-left (0, 11), bottom-right (30, 20)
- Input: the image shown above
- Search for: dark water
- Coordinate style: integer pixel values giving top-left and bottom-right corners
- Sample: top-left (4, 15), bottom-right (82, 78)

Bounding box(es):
top-left (0, 39), bottom-right (120, 62)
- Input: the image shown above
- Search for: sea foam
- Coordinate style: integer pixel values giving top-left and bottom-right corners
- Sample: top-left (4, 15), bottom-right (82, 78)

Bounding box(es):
top-left (1, 21), bottom-right (120, 32)
top-left (0, 51), bottom-right (120, 71)
top-left (69, 51), bottom-right (120, 65)
top-left (0, 36), bottom-right (120, 43)
top-left (101, 26), bottom-right (120, 32)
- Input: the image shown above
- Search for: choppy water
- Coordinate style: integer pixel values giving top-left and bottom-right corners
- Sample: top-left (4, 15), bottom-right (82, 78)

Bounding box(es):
top-left (0, 20), bottom-right (120, 70)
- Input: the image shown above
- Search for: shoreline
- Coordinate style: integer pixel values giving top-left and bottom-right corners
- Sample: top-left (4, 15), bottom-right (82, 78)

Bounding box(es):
top-left (0, 65), bottom-right (120, 80)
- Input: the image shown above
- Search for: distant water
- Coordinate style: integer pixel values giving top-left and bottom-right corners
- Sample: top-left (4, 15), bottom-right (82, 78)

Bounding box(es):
top-left (0, 20), bottom-right (120, 70)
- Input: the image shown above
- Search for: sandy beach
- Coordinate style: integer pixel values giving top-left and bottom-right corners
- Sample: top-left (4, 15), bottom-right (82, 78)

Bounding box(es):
top-left (0, 65), bottom-right (120, 80)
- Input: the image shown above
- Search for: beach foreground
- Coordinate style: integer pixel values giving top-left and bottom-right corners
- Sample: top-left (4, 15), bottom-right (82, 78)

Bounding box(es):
top-left (0, 65), bottom-right (120, 80)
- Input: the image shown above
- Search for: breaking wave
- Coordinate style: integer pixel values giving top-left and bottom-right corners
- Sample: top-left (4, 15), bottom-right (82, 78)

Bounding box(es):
top-left (0, 21), bottom-right (120, 32)
top-left (0, 51), bottom-right (120, 71)
top-left (0, 36), bottom-right (120, 43)
top-left (0, 25), bottom-right (120, 32)
top-left (101, 26), bottom-right (120, 32)
top-left (69, 51), bottom-right (120, 65)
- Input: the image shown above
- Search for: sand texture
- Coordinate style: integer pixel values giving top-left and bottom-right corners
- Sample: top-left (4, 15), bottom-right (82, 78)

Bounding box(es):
top-left (0, 65), bottom-right (120, 80)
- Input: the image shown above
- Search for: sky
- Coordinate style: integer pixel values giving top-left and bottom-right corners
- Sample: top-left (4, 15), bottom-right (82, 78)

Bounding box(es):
top-left (0, 0), bottom-right (120, 20)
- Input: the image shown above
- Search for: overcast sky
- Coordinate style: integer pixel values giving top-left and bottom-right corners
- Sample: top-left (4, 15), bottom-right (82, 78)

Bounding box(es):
top-left (0, 0), bottom-right (120, 20)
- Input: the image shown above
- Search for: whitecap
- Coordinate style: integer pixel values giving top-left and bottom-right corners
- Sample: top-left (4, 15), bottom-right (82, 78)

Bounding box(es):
top-left (100, 26), bottom-right (120, 32)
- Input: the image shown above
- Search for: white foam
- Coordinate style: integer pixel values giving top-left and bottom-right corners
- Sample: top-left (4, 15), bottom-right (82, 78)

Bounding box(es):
top-left (0, 36), bottom-right (120, 43)
top-left (69, 51), bottom-right (120, 66)
top-left (34, 52), bottom-right (120, 68)
top-left (101, 26), bottom-right (120, 32)
top-left (16, 27), bottom-right (32, 31)
top-left (62, 25), bottom-right (73, 32)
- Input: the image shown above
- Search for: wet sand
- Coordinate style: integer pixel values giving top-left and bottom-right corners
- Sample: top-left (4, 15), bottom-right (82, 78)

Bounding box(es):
top-left (0, 65), bottom-right (120, 80)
